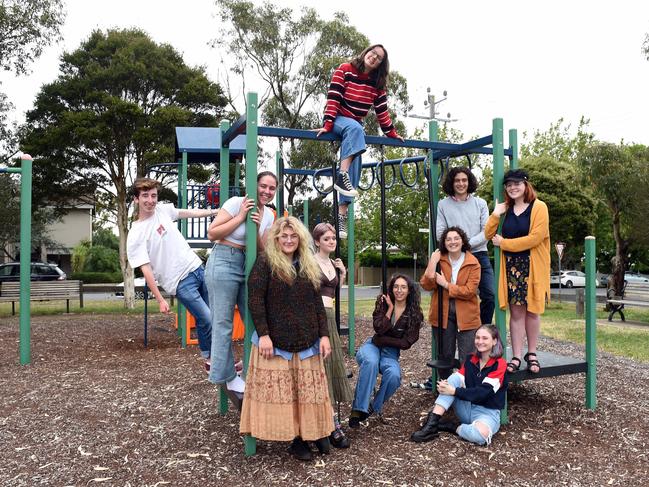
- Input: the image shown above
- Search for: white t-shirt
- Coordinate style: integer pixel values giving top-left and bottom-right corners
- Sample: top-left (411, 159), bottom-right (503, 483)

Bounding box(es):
top-left (127, 203), bottom-right (201, 295)
top-left (450, 252), bottom-right (466, 285)
top-left (220, 197), bottom-right (275, 246)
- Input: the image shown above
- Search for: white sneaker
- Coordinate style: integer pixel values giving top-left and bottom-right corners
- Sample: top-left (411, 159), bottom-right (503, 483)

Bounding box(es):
top-left (226, 375), bottom-right (246, 393)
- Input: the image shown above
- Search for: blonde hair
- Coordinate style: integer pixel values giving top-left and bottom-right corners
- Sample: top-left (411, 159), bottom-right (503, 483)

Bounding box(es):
top-left (265, 216), bottom-right (321, 289)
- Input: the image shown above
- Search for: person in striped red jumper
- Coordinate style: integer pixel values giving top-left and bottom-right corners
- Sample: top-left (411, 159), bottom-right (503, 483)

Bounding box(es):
top-left (316, 44), bottom-right (403, 237)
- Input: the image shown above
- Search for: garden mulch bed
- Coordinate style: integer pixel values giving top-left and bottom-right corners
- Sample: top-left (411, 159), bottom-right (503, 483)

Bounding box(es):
top-left (1, 312), bottom-right (648, 486)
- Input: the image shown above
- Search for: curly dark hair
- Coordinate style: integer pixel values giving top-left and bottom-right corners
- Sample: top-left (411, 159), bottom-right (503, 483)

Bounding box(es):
top-left (442, 166), bottom-right (478, 196)
top-left (438, 226), bottom-right (471, 254)
top-left (386, 273), bottom-right (421, 312)
top-left (350, 44), bottom-right (390, 91)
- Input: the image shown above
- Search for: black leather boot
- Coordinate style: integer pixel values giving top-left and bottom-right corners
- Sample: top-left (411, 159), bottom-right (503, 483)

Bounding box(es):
top-left (410, 411), bottom-right (441, 443)
top-left (438, 419), bottom-right (460, 434)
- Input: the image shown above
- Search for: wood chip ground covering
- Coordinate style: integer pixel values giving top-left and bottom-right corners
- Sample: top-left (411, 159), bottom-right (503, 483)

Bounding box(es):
top-left (1, 313), bottom-right (647, 486)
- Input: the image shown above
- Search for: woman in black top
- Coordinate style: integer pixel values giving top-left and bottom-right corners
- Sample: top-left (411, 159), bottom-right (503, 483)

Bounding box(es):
top-left (349, 274), bottom-right (424, 428)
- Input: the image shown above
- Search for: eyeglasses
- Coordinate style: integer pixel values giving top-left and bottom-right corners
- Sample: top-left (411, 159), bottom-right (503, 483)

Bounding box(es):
top-left (368, 49), bottom-right (384, 62)
top-left (279, 233), bottom-right (299, 241)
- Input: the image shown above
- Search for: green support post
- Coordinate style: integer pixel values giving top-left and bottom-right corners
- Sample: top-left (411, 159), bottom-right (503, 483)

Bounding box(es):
top-left (427, 121), bottom-right (438, 384)
top-left (347, 200), bottom-right (356, 356)
top-left (584, 236), bottom-right (597, 409)
top-left (508, 129), bottom-right (518, 170)
top-left (492, 118), bottom-right (507, 423)
top-left (288, 205), bottom-right (293, 217)
top-left (18, 155), bottom-right (32, 365)
top-left (275, 151), bottom-right (283, 213)
top-left (178, 152), bottom-right (188, 349)
top-left (243, 92), bottom-right (259, 456)
top-left (303, 199), bottom-right (309, 226)
top-left (220, 120), bottom-right (231, 203)
top-left (219, 120), bottom-right (231, 416)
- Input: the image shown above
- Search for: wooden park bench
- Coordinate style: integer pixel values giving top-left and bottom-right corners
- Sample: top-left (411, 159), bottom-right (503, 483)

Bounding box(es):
top-left (0, 280), bottom-right (84, 315)
top-left (606, 281), bottom-right (649, 321)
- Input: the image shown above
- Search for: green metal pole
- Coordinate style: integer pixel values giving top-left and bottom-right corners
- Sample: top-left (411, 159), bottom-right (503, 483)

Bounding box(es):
top-left (275, 151), bottom-right (283, 213)
top-left (218, 120), bottom-right (231, 415)
top-left (219, 120), bottom-right (231, 203)
top-left (178, 152), bottom-right (188, 349)
top-left (347, 200), bottom-right (356, 356)
top-left (19, 155), bottom-right (32, 365)
top-left (243, 92), bottom-right (259, 456)
top-left (508, 129), bottom-right (518, 170)
top-left (584, 236), bottom-right (597, 409)
top-left (303, 199), bottom-right (309, 227)
top-left (234, 158), bottom-right (241, 196)
top-left (492, 118), bottom-right (507, 424)
top-left (428, 121), bottom-right (438, 384)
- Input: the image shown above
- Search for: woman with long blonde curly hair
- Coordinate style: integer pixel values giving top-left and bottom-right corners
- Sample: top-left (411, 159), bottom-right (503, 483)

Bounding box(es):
top-left (241, 216), bottom-right (334, 461)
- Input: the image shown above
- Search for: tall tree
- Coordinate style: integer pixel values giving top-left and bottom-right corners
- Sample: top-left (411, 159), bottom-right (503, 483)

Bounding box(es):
top-left (0, 0), bottom-right (66, 157)
top-left (20, 28), bottom-right (227, 307)
top-left (213, 0), bottom-right (410, 206)
top-left (578, 142), bottom-right (649, 293)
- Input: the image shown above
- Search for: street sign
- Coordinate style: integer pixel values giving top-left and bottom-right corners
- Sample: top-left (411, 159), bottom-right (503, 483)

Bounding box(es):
top-left (556, 242), bottom-right (565, 261)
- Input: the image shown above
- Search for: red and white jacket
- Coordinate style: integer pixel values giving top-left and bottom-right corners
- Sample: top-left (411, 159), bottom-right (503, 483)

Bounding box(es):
top-left (323, 62), bottom-right (398, 138)
top-left (454, 354), bottom-right (508, 410)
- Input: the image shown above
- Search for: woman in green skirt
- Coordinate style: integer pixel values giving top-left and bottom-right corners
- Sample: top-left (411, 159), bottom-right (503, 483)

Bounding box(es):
top-left (312, 222), bottom-right (354, 448)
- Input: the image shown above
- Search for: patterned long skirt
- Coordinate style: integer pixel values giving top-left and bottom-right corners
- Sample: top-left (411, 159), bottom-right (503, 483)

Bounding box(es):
top-left (505, 254), bottom-right (530, 306)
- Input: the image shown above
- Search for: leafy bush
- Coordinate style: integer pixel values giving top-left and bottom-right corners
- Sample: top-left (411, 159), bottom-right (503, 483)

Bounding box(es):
top-left (359, 250), bottom-right (418, 267)
top-left (71, 272), bottom-right (123, 284)
top-left (84, 246), bottom-right (121, 273)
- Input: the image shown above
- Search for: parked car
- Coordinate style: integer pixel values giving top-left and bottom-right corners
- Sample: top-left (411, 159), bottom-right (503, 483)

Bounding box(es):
top-left (624, 272), bottom-right (649, 284)
top-left (115, 277), bottom-right (155, 299)
top-left (0, 262), bottom-right (66, 282)
top-left (550, 270), bottom-right (586, 288)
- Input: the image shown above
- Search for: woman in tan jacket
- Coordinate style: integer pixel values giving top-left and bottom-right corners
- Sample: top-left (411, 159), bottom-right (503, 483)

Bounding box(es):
top-left (421, 226), bottom-right (481, 379)
top-left (485, 169), bottom-right (550, 374)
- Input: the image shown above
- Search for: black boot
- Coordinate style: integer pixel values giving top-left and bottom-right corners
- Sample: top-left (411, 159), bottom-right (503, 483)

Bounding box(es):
top-left (288, 437), bottom-right (313, 461)
top-left (438, 419), bottom-right (460, 434)
top-left (329, 427), bottom-right (351, 448)
top-left (410, 412), bottom-right (441, 443)
top-left (314, 436), bottom-right (331, 454)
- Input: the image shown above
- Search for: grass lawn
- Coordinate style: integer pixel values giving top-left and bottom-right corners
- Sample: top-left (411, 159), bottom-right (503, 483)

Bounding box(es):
top-left (3, 295), bottom-right (648, 362)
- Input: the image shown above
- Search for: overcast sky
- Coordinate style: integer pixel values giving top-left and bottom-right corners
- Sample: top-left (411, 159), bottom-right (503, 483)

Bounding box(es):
top-left (3, 0), bottom-right (649, 147)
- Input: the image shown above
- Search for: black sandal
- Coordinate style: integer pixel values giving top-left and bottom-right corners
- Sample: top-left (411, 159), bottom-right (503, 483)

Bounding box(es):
top-left (506, 357), bottom-right (521, 373)
top-left (524, 352), bottom-right (541, 374)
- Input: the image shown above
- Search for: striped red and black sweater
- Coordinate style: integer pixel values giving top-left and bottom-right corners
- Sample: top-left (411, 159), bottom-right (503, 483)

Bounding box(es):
top-left (454, 354), bottom-right (508, 410)
top-left (323, 62), bottom-right (399, 138)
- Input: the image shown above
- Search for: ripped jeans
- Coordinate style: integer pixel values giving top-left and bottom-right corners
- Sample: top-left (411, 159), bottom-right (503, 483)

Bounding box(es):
top-left (434, 372), bottom-right (501, 445)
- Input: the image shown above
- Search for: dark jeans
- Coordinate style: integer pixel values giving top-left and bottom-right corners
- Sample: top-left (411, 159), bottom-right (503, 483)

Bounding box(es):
top-left (473, 251), bottom-right (495, 326)
top-left (436, 300), bottom-right (477, 380)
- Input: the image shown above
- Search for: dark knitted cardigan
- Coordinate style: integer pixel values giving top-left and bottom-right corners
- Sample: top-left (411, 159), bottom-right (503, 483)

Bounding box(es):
top-left (248, 255), bottom-right (328, 352)
top-left (371, 296), bottom-right (423, 350)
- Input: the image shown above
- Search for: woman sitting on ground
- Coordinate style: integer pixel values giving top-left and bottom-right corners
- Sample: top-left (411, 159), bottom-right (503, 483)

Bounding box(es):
top-left (349, 274), bottom-right (423, 428)
top-left (411, 324), bottom-right (508, 445)
top-left (240, 216), bottom-right (333, 461)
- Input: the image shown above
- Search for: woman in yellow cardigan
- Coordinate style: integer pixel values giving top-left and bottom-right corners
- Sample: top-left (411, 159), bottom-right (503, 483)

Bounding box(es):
top-left (485, 169), bottom-right (550, 374)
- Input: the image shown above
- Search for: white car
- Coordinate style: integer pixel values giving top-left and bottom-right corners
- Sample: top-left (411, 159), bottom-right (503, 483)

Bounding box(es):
top-left (550, 270), bottom-right (586, 288)
top-left (115, 277), bottom-right (154, 299)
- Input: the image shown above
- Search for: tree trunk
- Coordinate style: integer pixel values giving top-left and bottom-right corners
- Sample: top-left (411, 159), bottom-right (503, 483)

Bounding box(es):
top-left (116, 182), bottom-right (135, 309)
top-left (611, 209), bottom-right (628, 295)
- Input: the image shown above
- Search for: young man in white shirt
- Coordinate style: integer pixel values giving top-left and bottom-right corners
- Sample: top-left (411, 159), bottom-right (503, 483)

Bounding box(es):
top-left (127, 177), bottom-right (218, 370)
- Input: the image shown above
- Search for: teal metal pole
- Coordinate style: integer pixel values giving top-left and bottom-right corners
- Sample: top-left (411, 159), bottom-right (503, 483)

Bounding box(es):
top-left (428, 121), bottom-right (439, 384)
top-left (218, 120), bottom-right (231, 415)
top-left (234, 158), bottom-right (241, 196)
top-left (219, 120), bottom-right (231, 203)
top-left (243, 92), bottom-right (259, 456)
top-left (303, 199), bottom-right (309, 227)
top-left (347, 200), bottom-right (356, 356)
top-left (508, 129), bottom-right (518, 170)
top-left (584, 236), bottom-right (597, 409)
top-left (275, 151), bottom-right (282, 212)
top-left (178, 152), bottom-right (188, 349)
top-left (19, 155), bottom-right (33, 365)
top-left (492, 118), bottom-right (507, 424)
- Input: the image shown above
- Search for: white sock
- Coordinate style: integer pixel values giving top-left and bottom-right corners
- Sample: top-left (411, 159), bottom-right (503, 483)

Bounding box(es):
top-left (226, 375), bottom-right (245, 393)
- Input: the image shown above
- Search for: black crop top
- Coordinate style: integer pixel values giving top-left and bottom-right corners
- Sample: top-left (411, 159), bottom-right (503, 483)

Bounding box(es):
top-left (320, 270), bottom-right (339, 299)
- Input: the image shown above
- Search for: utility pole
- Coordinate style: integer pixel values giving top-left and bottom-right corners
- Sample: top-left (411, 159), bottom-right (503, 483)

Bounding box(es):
top-left (407, 88), bottom-right (458, 123)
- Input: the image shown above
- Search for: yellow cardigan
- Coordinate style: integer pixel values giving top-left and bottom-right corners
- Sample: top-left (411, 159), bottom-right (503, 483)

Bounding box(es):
top-left (484, 199), bottom-right (551, 314)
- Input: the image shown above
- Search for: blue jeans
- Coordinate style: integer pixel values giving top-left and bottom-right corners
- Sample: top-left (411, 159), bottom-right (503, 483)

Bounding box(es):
top-left (333, 115), bottom-right (366, 206)
top-left (175, 265), bottom-right (211, 358)
top-left (205, 243), bottom-right (246, 384)
top-left (352, 339), bottom-right (401, 414)
top-left (435, 372), bottom-right (501, 445)
top-left (473, 251), bottom-right (495, 325)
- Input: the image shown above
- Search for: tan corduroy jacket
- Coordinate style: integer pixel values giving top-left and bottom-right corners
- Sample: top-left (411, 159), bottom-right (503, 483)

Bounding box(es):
top-left (485, 198), bottom-right (551, 314)
top-left (420, 251), bottom-right (481, 331)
